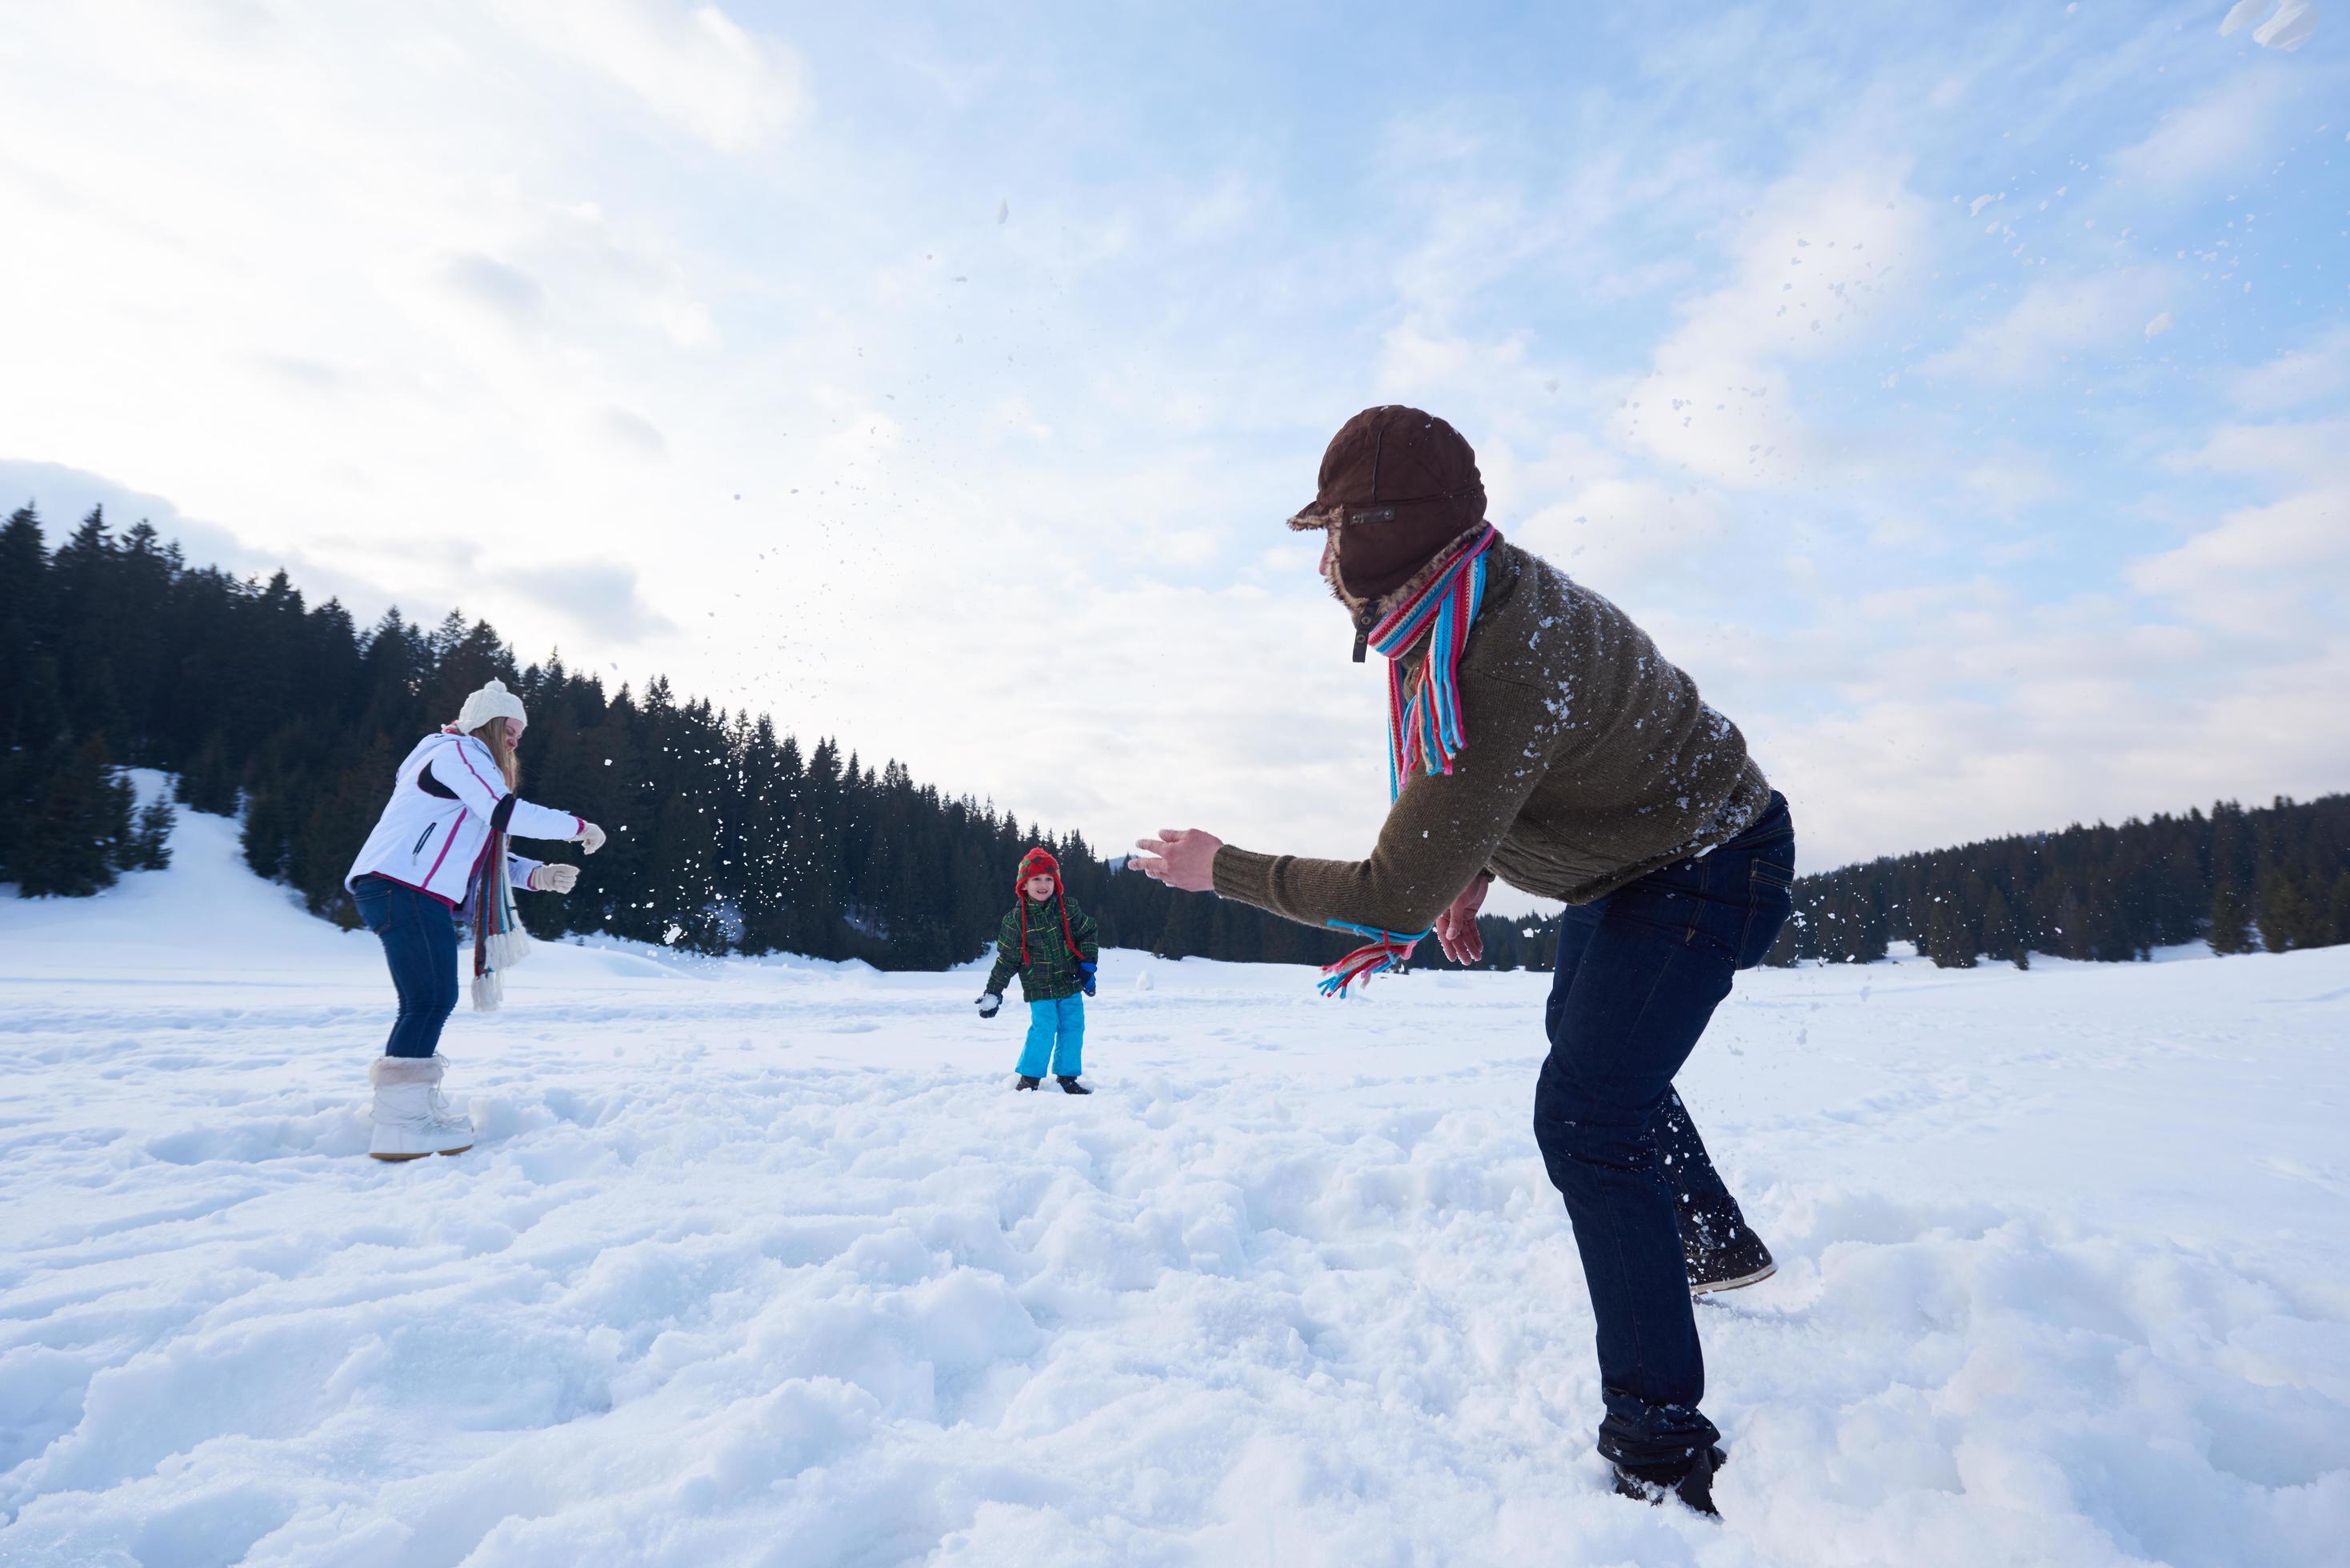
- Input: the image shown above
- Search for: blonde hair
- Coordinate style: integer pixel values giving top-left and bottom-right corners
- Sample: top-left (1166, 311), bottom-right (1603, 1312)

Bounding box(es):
top-left (469, 718), bottom-right (521, 790)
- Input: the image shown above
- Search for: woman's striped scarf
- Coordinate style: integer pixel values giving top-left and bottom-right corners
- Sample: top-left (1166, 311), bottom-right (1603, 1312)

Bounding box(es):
top-left (466, 839), bottom-right (531, 1012)
top-left (442, 724), bottom-right (533, 1011)
top-left (1318, 525), bottom-right (1500, 998)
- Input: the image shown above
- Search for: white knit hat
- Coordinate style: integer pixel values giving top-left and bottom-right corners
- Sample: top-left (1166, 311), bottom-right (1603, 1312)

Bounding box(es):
top-left (454, 678), bottom-right (526, 734)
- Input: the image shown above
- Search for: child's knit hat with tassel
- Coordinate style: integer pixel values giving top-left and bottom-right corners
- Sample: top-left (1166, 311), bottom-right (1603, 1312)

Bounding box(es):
top-left (1014, 847), bottom-right (1083, 966)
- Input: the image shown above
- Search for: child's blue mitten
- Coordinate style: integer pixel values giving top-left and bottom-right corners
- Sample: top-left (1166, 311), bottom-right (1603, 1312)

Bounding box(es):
top-left (1078, 961), bottom-right (1097, 997)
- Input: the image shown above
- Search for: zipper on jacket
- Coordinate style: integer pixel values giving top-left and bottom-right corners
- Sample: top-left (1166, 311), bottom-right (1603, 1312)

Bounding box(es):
top-left (412, 822), bottom-right (438, 858)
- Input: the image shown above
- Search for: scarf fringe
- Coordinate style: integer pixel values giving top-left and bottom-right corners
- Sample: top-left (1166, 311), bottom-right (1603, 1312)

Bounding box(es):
top-left (470, 927), bottom-right (530, 1012)
top-left (1318, 922), bottom-right (1431, 998)
top-left (467, 832), bottom-right (531, 1013)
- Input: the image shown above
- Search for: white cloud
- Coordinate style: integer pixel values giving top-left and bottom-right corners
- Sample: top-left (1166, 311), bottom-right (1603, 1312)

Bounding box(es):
top-left (488, 0), bottom-right (806, 152)
top-left (1962, 452), bottom-right (2066, 514)
top-left (600, 406), bottom-right (670, 458)
top-left (510, 560), bottom-right (679, 642)
top-left (1916, 267), bottom-right (2175, 384)
top-left (2221, 1), bottom-right (2322, 53)
top-left (1375, 322), bottom-right (1538, 407)
top-left (2220, 1), bottom-right (2269, 36)
top-left (2132, 418), bottom-right (2350, 639)
top-left (1751, 580), bottom-right (2350, 869)
top-left (1613, 167), bottom-right (1931, 487)
top-left (1607, 366), bottom-right (1813, 490)
top-left (446, 254), bottom-right (547, 322)
top-left (1514, 478), bottom-right (1731, 589)
top-left (2108, 72), bottom-right (2294, 190)
top-left (1651, 171), bottom-right (1928, 374)
top-left (1174, 170), bottom-right (1272, 245)
top-left (2228, 326), bottom-right (2350, 411)
top-left (2178, 414), bottom-right (2350, 486)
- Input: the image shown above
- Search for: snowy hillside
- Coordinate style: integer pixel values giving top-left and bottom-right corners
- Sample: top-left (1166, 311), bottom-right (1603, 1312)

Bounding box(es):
top-left (2, 797), bottom-right (2347, 1565)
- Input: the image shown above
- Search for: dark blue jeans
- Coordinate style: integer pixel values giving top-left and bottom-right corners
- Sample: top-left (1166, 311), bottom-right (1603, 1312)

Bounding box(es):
top-left (351, 875), bottom-right (460, 1059)
top-left (1533, 793), bottom-right (1795, 1471)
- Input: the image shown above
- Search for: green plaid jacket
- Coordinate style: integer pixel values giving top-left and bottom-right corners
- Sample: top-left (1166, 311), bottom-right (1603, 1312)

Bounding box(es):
top-left (984, 895), bottom-right (1100, 1002)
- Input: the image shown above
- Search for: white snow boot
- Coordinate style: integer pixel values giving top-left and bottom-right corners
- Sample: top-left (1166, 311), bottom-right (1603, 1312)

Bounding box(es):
top-left (368, 1054), bottom-right (475, 1160)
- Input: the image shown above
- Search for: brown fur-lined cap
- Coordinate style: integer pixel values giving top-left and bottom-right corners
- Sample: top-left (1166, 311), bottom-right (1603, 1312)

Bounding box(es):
top-left (1287, 406), bottom-right (1487, 602)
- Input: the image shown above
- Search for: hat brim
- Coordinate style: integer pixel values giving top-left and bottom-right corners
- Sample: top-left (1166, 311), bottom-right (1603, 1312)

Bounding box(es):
top-left (1286, 498), bottom-right (1339, 532)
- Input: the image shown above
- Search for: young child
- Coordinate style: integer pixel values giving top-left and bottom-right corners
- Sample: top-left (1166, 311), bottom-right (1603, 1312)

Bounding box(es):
top-left (975, 846), bottom-right (1099, 1093)
top-left (343, 678), bottom-right (606, 1159)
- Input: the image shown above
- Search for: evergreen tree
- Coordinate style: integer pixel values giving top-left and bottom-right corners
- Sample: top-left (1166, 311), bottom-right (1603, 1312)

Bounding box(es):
top-left (14, 736), bottom-right (134, 896)
top-left (242, 783), bottom-right (296, 882)
top-left (1981, 885), bottom-right (2024, 968)
top-left (0, 613), bottom-right (65, 754)
top-left (2257, 872), bottom-right (2325, 954)
top-left (177, 734), bottom-right (242, 815)
top-left (0, 505), bottom-right (45, 627)
top-left (127, 794), bottom-right (176, 872)
top-left (2207, 885), bottom-right (2255, 956)
top-left (0, 507), bottom-right (56, 754)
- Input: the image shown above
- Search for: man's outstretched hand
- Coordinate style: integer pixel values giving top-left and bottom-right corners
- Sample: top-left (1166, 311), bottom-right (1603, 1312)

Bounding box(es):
top-left (1132, 829), bottom-right (1223, 894)
top-left (1433, 874), bottom-right (1491, 965)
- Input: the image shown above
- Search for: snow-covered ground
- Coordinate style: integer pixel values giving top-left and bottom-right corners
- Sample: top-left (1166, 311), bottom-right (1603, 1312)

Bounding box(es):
top-left (2, 794), bottom-right (2347, 1566)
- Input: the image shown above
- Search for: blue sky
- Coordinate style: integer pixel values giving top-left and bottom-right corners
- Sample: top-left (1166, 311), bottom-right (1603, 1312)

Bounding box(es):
top-left (2, 1), bottom-right (2343, 909)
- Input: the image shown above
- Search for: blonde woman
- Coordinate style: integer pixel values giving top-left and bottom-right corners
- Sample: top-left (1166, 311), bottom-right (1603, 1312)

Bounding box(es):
top-left (342, 678), bottom-right (605, 1159)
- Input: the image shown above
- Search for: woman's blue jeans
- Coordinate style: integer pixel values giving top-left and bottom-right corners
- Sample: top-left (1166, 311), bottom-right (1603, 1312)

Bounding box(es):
top-left (351, 875), bottom-right (460, 1059)
top-left (1532, 793), bottom-right (1796, 1472)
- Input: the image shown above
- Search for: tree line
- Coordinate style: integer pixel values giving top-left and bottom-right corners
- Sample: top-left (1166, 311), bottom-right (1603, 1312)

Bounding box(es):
top-left (4, 506), bottom-right (2344, 972)
top-left (0, 506), bottom-right (1375, 968)
top-left (1768, 793), bottom-right (2350, 967)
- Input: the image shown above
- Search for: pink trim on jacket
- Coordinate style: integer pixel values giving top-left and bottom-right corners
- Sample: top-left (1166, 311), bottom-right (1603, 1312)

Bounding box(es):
top-left (353, 871), bottom-right (458, 910)
top-left (424, 809), bottom-right (468, 886)
top-left (454, 743), bottom-right (503, 798)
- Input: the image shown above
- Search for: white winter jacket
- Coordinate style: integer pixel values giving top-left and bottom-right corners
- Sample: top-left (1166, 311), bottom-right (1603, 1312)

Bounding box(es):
top-left (344, 732), bottom-right (584, 907)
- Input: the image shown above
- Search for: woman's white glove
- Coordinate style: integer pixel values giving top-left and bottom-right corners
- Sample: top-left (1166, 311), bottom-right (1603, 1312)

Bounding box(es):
top-left (528, 863), bottom-right (580, 893)
top-left (574, 822), bottom-right (608, 854)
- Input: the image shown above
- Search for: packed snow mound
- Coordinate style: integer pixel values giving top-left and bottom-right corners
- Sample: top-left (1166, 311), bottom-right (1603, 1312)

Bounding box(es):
top-left (2, 797), bottom-right (2347, 1562)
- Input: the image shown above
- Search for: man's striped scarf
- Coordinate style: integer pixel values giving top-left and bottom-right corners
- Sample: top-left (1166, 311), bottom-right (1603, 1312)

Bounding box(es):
top-left (1319, 526), bottom-right (1499, 998)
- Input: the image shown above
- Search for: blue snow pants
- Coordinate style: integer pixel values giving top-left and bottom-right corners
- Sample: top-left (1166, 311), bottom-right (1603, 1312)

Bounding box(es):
top-left (1016, 994), bottom-right (1084, 1078)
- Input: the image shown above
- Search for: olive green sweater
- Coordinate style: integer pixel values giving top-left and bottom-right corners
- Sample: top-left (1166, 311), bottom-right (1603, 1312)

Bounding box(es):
top-left (1212, 542), bottom-right (1770, 934)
